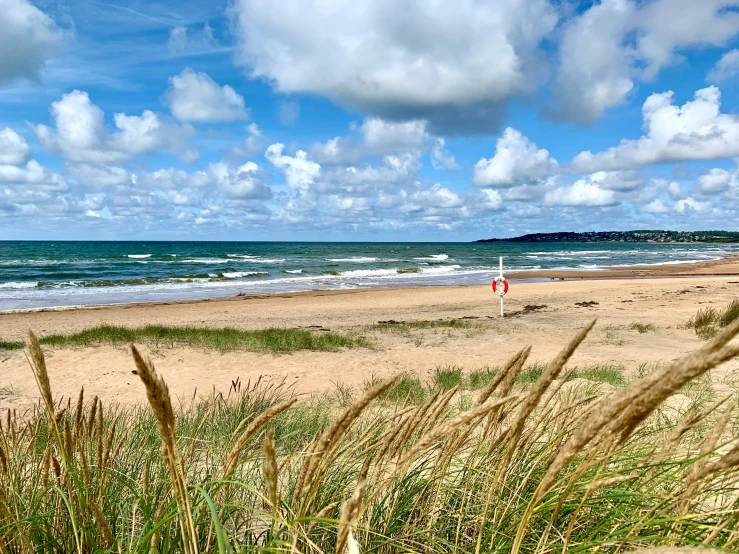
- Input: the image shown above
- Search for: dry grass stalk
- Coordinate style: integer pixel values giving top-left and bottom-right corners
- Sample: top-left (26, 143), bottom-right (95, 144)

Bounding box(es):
top-left (25, 331), bottom-right (54, 417)
top-left (476, 346), bottom-right (529, 405)
top-left (414, 385), bottom-right (459, 441)
top-left (130, 345), bottom-right (198, 554)
top-left (505, 320), bottom-right (596, 451)
top-left (536, 317), bottom-right (739, 504)
top-left (483, 346), bottom-right (532, 437)
top-left (263, 428), bottom-right (278, 512)
top-left (297, 375), bottom-right (399, 499)
top-left (74, 387), bottom-right (84, 434)
top-left (665, 394), bottom-right (733, 452)
top-left (396, 394), bottom-right (519, 469)
top-left (335, 460), bottom-right (370, 554)
top-left (223, 398), bottom-right (297, 478)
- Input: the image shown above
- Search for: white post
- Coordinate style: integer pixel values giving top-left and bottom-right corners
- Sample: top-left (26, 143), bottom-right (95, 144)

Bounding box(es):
top-left (499, 256), bottom-right (504, 318)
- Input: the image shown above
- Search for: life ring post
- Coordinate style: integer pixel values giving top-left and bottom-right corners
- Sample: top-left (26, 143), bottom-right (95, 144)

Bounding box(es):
top-left (491, 256), bottom-right (508, 318)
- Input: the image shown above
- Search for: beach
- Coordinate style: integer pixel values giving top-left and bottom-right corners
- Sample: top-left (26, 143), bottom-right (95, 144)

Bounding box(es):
top-left (2, 256), bottom-right (739, 413)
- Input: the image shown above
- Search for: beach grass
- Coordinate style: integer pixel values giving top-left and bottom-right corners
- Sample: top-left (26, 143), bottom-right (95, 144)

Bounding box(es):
top-left (3, 323), bottom-right (739, 553)
top-left (686, 299), bottom-right (739, 339)
top-left (0, 324), bottom-right (369, 353)
top-left (628, 322), bottom-right (658, 333)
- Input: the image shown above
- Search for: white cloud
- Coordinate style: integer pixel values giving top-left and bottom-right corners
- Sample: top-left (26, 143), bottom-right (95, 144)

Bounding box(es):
top-left (544, 179), bottom-right (617, 207)
top-left (311, 118), bottom-right (436, 164)
top-left (165, 68), bottom-right (248, 123)
top-left (265, 143), bottom-right (321, 190)
top-left (708, 49), bottom-right (739, 83)
top-left (571, 87), bottom-right (739, 172)
top-left (0, 127), bottom-right (31, 165)
top-left (32, 90), bottom-right (197, 163)
top-left (551, 0), bottom-right (739, 122)
top-left (697, 167), bottom-right (738, 194)
top-left (67, 164), bottom-right (131, 187)
top-left (0, 0), bottom-right (68, 85)
top-left (203, 161), bottom-right (272, 200)
top-left (473, 128), bottom-right (558, 188)
top-left (641, 199), bottom-right (670, 213)
top-left (0, 160), bottom-right (67, 191)
top-left (674, 197), bottom-right (712, 214)
top-left (431, 139), bottom-right (458, 170)
top-left (230, 0), bottom-right (558, 132)
top-left (167, 23), bottom-right (218, 56)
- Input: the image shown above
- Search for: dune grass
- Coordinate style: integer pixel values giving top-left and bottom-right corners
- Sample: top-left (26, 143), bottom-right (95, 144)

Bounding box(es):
top-left (3, 323), bottom-right (739, 553)
top-left (686, 299), bottom-right (739, 339)
top-left (628, 322), bottom-right (658, 333)
top-left (0, 324), bottom-right (369, 353)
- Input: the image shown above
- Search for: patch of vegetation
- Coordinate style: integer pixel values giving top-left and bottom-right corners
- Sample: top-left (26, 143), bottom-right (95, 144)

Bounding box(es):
top-left (628, 322), bottom-right (657, 334)
top-left (433, 365), bottom-right (463, 390)
top-left (517, 362), bottom-right (547, 384)
top-left (372, 319), bottom-right (478, 333)
top-left (7, 329), bottom-right (738, 553)
top-left (0, 325), bottom-right (369, 353)
top-left (568, 364), bottom-right (626, 386)
top-left (686, 300), bottom-right (739, 339)
top-left (366, 373), bottom-right (428, 404)
top-left (465, 367), bottom-right (499, 390)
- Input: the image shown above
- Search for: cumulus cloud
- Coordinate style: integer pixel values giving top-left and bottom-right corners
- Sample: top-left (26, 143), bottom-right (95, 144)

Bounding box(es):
top-left (32, 90), bottom-right (198, 163)
top-left (697, 167), bottom-right (739, 194)
top-left (473, 128), bottom-right (558, 188)
top-left (311, 118), bottom-right (437, 165)
top-left (570, 87), bottom-right (739, 172)
top-left (0, 160), bottom-right (67, 191)
top-left (0, 0), bottom-right (68, 85)
top-left (66, 164), bottom-right (132, 188)
top-left (265, 143), bottom-right (321, 190)
top-left (544, 179), bottom-right (617, 207)
top-left (165, 68), bottom-right (248, 123)
top-left (230, 0), bottom-right (558, 133)
top-left (674, 197), bottom-right (712, 214)
top-left (201, 161), bottom-right (272, 200)
top-left (0, 127), bottom-right (31, 165)
top-left (551, 0), bottom-right (739, 122)
top-left (708, 49), bottom-right (739, 83)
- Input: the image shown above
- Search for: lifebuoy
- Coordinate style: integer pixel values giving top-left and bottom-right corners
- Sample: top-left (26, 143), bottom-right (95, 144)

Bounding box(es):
top-left (492, 277), bottom-right (509, 296)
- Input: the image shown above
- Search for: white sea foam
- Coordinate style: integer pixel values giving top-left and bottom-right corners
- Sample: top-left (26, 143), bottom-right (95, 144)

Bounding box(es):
top-left (328, 257), bottom-right (378, 263)
top-left (221, 271), bottom-right (268, 279)
top-left (127, 254), bottom-right (151, 259)
top-left (414, 254), bottom-right (449, 261)
top-left (0, 281), bottom-right (38, 290)
top-left (181, 258), bottom-right (231, 264)
top-left (285, 269), bottom-right (303, 274)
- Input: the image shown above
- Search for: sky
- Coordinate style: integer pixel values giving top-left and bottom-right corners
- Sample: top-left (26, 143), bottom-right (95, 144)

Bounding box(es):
top-left (2, 0), bottom-right (739, 241)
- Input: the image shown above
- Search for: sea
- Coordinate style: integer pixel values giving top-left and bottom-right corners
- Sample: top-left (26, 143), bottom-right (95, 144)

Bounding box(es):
top-left (1, 241), bottom-right (737, 312)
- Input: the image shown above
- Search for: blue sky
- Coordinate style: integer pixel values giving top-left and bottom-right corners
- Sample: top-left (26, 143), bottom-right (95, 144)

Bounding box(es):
top-left (3, 0), bottom-right (739, 241)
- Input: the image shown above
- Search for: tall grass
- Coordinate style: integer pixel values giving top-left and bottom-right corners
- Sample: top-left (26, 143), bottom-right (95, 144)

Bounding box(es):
top-left (2, 320), bottom-right (739, 553)
top-left (0, 325), bottom-right (369, 353)
top-left (686, 300), bottom-right (739, 339)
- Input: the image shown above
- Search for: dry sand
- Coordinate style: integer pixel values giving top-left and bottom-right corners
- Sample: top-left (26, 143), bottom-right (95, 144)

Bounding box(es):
top-left (2, 257), bottom-right (739, 413)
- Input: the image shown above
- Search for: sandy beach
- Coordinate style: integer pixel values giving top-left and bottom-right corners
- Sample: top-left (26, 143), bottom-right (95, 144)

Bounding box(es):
top-left (2, 257), bottom-right (739, 413)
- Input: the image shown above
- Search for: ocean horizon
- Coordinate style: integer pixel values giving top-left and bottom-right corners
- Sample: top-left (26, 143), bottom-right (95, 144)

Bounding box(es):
top-left (1, 240), bottom-right (737, 312)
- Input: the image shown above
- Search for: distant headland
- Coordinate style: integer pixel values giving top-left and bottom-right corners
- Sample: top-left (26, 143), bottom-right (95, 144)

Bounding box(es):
top-left (476, 230), bottom-right (739, 243)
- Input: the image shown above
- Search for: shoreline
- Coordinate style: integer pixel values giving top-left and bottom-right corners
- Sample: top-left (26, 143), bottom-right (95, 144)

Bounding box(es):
top-left (2, 254), bottom-right (738, 316)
